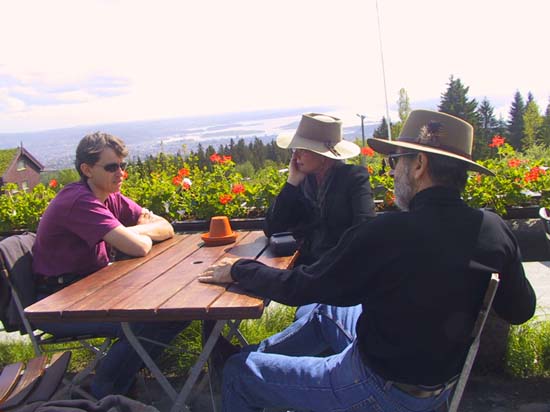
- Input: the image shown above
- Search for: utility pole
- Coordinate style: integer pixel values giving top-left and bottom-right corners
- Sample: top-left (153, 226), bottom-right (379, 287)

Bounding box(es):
top-left (356, 113), bottom-right (366, 166)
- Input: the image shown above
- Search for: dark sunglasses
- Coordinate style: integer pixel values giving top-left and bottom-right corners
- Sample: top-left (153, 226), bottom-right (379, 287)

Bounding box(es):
top-left (387, 152), bottom-right (417, 170)
top-left (97, 162), bottom-right (127, 173)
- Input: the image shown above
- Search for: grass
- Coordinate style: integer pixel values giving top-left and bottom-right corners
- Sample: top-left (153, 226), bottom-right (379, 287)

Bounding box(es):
top-left (0, 304), bottom-right (297, 377)
top-left (506, 315), bottom-right (550, 378)
top-left (2, 304), bottom-right (550, 380)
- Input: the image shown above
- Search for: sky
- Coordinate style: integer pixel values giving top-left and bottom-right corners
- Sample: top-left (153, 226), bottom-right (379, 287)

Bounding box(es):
top-left (1, 0), bottom-right (549, 133)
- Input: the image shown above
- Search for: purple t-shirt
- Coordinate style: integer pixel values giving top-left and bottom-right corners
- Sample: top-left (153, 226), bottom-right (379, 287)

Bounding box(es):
top-left (32, 181), bottom-right (142, 278)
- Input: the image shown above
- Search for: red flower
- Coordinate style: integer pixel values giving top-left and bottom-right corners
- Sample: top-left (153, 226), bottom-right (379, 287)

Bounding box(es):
top-left (221, 155), bottom-right (232, 164)
top-left (231, 183), bottom-right (245, 194)
top-left (507, 159), bottom-right (522, 168)
top-left (488, 135), bottom-right (505, 148)
top-left (122, 170), bottom-right (128, 180)
top-left (177, 168), bottom-right (190, 177)
top-left (475, 174), bottom-right (482, 183)
top-left (219, 194), bottom-right (233, 205)
top-left (182, 182), bottom-right (191, 190)
top-left (210, 153), bottom-right (222, 163)
top-left (172, 175), bottom-right (182, 186)
top-left (367, 166), bottom-right (374, 175)
top-left (361, 147), bottom-right (375, 157)
top-left (48, 179), bottom-right (58, 188)
top-left (524, 166), bottom-right (545, 183)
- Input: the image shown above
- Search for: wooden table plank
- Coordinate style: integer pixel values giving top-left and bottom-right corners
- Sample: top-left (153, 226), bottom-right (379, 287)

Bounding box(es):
top-left (25, 230), bottom-right (294, 323)
top-left (157, 232), bottom-right (268, 314)
top-left (106, 233), bottom-right (256, 318)
top-left (25, 235), bottom-right (189, 321)
top-left (62, 233), bottom-right (205, 316)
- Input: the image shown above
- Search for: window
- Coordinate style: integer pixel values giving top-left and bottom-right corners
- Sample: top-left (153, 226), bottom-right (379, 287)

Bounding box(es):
top-left (17, 159), bottom-right (26, 171)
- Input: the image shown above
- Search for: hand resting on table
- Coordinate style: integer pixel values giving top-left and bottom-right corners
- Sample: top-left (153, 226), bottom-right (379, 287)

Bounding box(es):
top-left (198, 257), bottom-right (240, 284)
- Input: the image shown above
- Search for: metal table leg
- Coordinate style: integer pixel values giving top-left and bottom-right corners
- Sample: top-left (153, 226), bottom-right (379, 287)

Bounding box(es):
top-left (121, 322), bottom-right (177, 401)
top-left (170, 320), bottom-right (226, 412)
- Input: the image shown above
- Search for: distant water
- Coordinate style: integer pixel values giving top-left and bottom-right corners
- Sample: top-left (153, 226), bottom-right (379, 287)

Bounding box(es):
top-left (0, 107), bottom-right (377, 170)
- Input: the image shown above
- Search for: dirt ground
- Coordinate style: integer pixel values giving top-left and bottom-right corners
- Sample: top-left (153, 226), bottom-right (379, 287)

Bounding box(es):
top-left (458, 372), bottom-right (550, 412)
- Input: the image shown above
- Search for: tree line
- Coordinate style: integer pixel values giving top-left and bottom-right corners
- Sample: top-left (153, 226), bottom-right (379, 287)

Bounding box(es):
top-left (372, 76), bottom-right (550, 160)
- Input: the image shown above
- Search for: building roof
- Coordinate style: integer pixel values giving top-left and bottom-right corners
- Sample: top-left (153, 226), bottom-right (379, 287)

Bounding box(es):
top-left (0, 146), bottom-right (44, 176)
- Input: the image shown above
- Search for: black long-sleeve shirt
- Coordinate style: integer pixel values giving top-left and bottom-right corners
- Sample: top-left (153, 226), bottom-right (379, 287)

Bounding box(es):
top-left (264, 163), bottom-right (376, 264)
top-left (233, 186), bottom-right (536, 385)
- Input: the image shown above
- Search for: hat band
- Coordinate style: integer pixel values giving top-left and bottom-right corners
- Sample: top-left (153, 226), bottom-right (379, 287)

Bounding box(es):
top-left (398, 137), bottom-right (472, 160)
top-left (324, 141), bottom-right (341, 157)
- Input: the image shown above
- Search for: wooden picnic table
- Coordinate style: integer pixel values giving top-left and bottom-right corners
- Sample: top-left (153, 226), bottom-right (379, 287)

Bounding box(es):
top-left (25, 230), bottom-right (296, 411)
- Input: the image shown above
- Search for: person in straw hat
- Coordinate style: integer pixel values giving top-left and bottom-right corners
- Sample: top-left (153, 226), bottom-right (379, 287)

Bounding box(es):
top-left (265, 112), bottom-right (375, 265)
top-left (200, 110), bottom-right (535, 412)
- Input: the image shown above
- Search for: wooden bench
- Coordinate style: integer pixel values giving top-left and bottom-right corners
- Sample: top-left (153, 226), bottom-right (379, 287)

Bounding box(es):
top-left (0, 352), bottom-right (71, 410)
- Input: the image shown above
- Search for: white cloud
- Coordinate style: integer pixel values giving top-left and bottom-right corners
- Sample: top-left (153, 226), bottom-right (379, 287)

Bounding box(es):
top-left (0, 0), bottom-right (549, 132)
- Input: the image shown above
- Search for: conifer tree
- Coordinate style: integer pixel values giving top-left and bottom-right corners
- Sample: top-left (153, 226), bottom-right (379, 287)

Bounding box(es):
top-left (475, 97), bottom-right (497, 159)
top-left (507, 91), bottom-right (525, 149)
top-left (541, 99), bottom-right (550, 145)
top-left (522, 97), bottom-right (543, 149)
top-left (373, 117), bottom-right (389, 139)
top-left (438, 75), bottom-right (479, 128)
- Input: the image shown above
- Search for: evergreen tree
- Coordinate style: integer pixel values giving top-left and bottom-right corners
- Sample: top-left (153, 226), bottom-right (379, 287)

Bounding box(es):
top-left (522, 98), bottom-right (543, 149)
top-left (397, 88), bottom-right (411, 123)
top-left (507, 91), bottom-right (525, 150)
top-left (373, 117), bottom-right (389, 139)
top-left (541, 99), bottom-right (550, 145)
top-left (438, 75), bottom-right (479, 128)
top-left (196, 144), bottom-right (207, 168)
top-left (494, 115), bottom-right (508, 137)
top-left (475, 97), bottom-right (497, 159)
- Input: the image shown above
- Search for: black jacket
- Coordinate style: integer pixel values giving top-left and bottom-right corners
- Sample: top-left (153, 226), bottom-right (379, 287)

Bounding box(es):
top-left (264, 163), bottom-right (376, 264)
top-left (233, 187), bottom-right (536, 385)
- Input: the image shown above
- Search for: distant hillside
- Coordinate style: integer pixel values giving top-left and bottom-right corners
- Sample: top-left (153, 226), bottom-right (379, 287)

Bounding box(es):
top-left (0, 106), bottom-right (378, 170)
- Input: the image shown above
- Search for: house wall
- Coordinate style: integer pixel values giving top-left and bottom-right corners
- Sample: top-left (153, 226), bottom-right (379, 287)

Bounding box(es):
top-left (2, 154), bottom-right (42, 191)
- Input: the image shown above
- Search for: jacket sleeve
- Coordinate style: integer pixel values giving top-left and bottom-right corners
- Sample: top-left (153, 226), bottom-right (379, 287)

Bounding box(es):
top-left (481, 212), bottom-right (536, 325)
top-left (263, 183), bottom-right (309, 237)
top-left (234, 222), bottom-right (377, 307)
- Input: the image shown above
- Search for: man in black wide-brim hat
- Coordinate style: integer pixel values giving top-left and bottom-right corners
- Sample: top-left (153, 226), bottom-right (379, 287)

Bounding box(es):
top-left (200, 110), bottom-right (536, 412)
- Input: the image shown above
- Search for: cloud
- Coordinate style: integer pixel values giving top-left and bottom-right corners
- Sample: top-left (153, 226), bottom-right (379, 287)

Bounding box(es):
top-left (0, 72), bottom-right (131, 111)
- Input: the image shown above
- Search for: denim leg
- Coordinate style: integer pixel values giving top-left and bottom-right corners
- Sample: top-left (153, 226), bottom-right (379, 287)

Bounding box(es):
top-left (294, 303), bottom-right (317, 320)
top-left (253, 304), bottom-right (362, 356)
top-left (222, 341), bottom-right (451, 412)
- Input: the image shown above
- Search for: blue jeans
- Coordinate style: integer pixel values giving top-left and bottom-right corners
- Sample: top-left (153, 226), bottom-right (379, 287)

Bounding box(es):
top-left (223, 304), bottom-right (450, 412)
top-left (35, 319), bottom-right (189, 398)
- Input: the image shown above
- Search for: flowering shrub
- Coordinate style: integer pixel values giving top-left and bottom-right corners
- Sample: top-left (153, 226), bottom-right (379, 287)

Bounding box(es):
top-left (122, 154), bottom-right (287, 221)
top-left (0, 183), bottom-right (56, 231)
top-left (1, 140), bottom-right (549, 232)
top-left (354, 139), bottom-right (550, 215)
top-left (464, 137), bottom-right (550, 215)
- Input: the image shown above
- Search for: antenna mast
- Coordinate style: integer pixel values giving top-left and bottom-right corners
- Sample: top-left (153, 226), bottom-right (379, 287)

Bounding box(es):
top-left (375, 0), bottom-right (392, 140)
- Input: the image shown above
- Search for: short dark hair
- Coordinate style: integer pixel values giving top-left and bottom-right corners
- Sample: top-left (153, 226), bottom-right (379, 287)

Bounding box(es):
top-left (425, 152), bottom-right (468, 192)
top-left (75, 132), bottom-right (128, 179)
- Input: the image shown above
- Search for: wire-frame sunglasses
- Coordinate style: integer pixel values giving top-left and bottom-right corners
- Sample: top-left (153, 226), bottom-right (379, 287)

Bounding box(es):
top-left (387, 152), bottom-right (417, 170)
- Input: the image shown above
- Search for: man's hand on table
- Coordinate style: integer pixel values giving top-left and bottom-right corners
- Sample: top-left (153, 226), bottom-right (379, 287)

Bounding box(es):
top-left (198, 257), bottom-right (240, 284)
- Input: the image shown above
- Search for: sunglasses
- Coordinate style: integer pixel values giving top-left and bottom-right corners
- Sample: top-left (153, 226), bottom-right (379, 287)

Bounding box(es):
top-left (387, 152), bottom-right (417, 170)
top-left (97, 162), bottom-right (127, 173)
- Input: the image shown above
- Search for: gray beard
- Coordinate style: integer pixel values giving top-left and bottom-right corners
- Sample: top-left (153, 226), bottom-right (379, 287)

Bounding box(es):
top-left (394, 164), bottom-right (415, 211)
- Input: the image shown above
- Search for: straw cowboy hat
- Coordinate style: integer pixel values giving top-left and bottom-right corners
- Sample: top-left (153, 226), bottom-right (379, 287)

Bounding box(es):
top-left (367, 109), bottom-right (494, 175)
top-left (276, 113), bottom-right (360, 160)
